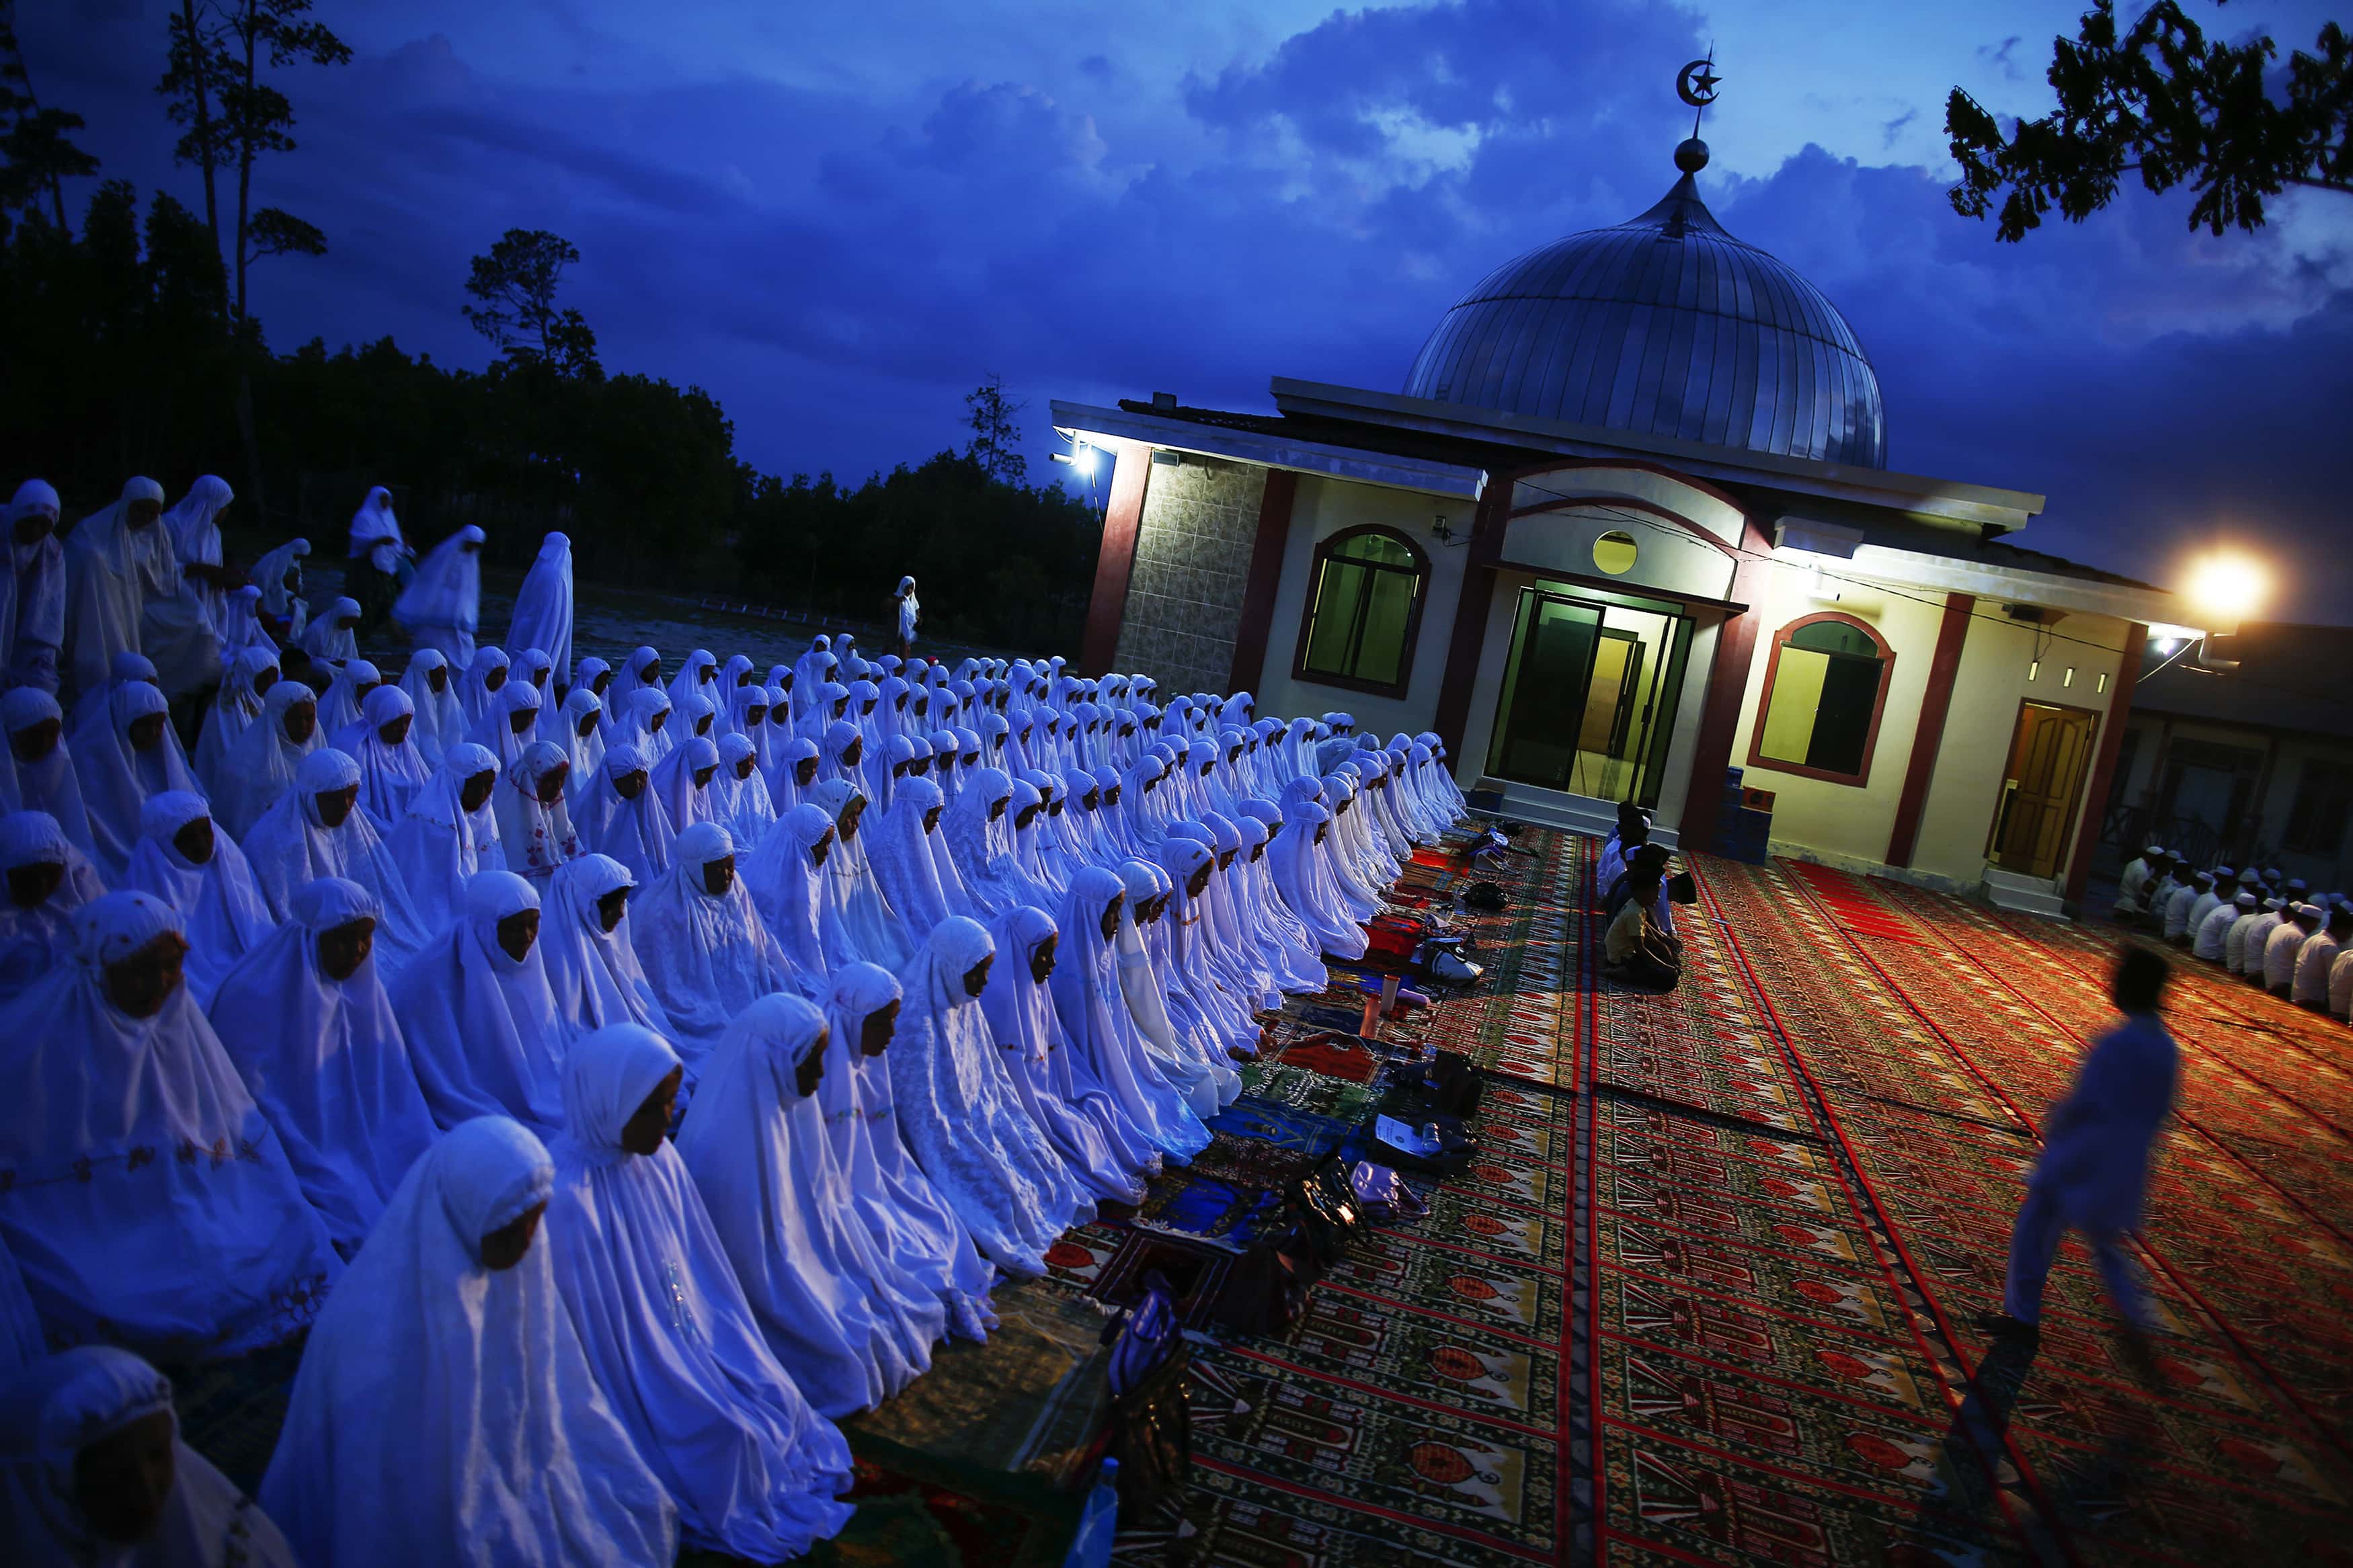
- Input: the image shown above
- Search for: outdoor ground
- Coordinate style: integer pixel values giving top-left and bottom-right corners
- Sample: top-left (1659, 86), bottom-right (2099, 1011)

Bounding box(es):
top-left (173, 827), bottom-right (2353, 1565)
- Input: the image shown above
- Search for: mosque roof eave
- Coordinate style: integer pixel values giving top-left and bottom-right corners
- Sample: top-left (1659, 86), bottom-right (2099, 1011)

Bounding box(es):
top-left (1270, 378), bottom-right (2045, 534)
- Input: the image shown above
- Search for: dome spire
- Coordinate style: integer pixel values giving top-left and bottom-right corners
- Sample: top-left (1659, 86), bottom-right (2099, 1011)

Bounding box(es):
top-left (1673, 52), bottom-right (1721, 175)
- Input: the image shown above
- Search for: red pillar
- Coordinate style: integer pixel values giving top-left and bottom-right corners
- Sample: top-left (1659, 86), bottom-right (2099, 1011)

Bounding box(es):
top-left (1430, 483), bottom-right (1511, 761)
top-left (1078, 439), bottom-right (1151, 677)
top-left (2064, 622), bottom-right (2146, 909)
top-left (1225, 468), bottom-right (1299, 694)
top-left (1675, 550), bottom-right (1768, 852)
top-left (1884, 592), bottom-right (1975, 868)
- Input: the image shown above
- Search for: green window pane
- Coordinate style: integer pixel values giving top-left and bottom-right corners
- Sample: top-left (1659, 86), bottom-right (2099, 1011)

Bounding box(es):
top-left (1304, 560), bottom-right (1371, 674)
top-left (1334, 532), bottom-right (1417, 569)
top-left (1757, 647), bottom-right (1827, 766)
top-left (1790, 619), bottom-right (1877, 658)
top-left (1353, 567), bottom-right (1417, 686)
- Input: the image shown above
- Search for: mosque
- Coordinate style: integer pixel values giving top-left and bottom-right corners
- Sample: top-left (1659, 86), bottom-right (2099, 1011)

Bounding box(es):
top-left (1055, 125), bottom-right (2208, 915)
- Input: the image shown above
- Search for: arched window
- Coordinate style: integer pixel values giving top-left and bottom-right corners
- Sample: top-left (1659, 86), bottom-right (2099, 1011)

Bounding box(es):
top-left (1292, 526), bottom-right (1429, 694)
top-left (1749, 612), bottom-right (1895, 786)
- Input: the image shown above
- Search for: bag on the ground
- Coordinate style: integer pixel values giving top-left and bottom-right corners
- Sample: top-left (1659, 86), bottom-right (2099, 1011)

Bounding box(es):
top-left (1348, 1161), bottom-right (1428, 1223)
top-left (1463, 880), bottom-right (1508, 912)
top-left (1213, 1225), bottom-right (1316, 1335)
top-left (1101, 1278), bottom-right (1193, 1512)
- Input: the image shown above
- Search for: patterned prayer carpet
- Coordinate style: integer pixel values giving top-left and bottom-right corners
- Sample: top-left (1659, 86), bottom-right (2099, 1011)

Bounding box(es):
top-left (167, 824), bottom-right (2353, 1563)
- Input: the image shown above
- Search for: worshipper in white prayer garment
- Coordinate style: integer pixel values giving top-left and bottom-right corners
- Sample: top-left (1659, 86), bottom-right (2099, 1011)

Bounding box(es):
top-left (1267, 794), bottom-right (1369, 960)
top-left (194, 645), bottom-right (275, 796)
top-left (1154, 833), bottom-right (1263, 1065)
top-left (864, 774), bottom-right (963, 932)
top-left (3, 479), bottom-right (68, 694)
top-left (239, 747), bottom-right (431, 972)
top-left (1, 1346), bottom-right (303, 1568)
top-left (2, 688), bottom-right (99, 864)
top-left (2293, 905), bottom-right (2350, 1011)
top-left (891, 915), bottom-right (1090, 1275)
top-left (0, 810), bottom-right (106, 999)
top-left (2233, 898), bottom-right (2286, 978)
top-left (341, 485), bottom-right (413, 638)
top-left (2264, 903), bottom-right (2323, 997)
top-left (64, 478), bottom-right (221, 702)
top-left (619, 685), bottom-right (678, 764)
top-left (213, 583), bottom-right (272, 668)
top-left (294, 595), bottom-right (360, 667)
top-left (633, 822), bottom-right (805, 1073)
top-left (558, 686), bottom-right (606, 798)
top-left (1979, 946), bottom-right (2177, 1378)
top-left (249, 535), bottom-right (309, 645)
top-left (546, 1023), bottom-right (858, 1559)
top-left (121, 791), bottom-right (272, 1009)
top-left (468, 677), bottom-right (545, 776)
top-left (541, 852), bottom-right (673, 1043)
top-left (388, 870), bottom-right (567, 1136)
top-left (69, 678), bottom-right (205, 884)
top-left (651, 731), bottom-right (723, 835)
top-left (894, 575), bottom-right (919, 658)
top-left (66, 649), bottom-right (163, 763)
top-left (1117, 857), bottom-right (1238, 1114)
top-left (395, 647), bottom-right (462, 768)
top-left (668, 649), bottom-right (721, 719)
top-left (207, 876), bottom-right (438, 1252)
top-left (577, 739), bottom-right (675, 893)
top-left (941, 764), bottom-right (1025, 920)
top-left (810, 777), bottom-right (912, 972)
top-left (2113, 843), bottom-right (2163, 921)
top-left (161, 474), bottom-right (239, 643)
top-left (676, 993), bottom-right (942, 1417)
top-left (1049, 864), bottom-right (1210, 1162)
top-left (514, 645), bottom-right (557, 710)
top-left (0, 891), bottom-right (342, 1360)
top-left (2184, 867), bottom-right (2229, 947)
top-left (335, 683), bottom-right (434, 833)
top-left (489, 739), bottom-right (579, 886)
top-left (1231, 809), bottom-right (1326, 994)
top-left (313, 650), bottom-right (377, 737)
top-left (982, 904), bottom-right (1152, 1206)
top-left (391, 524), bottom-right (485, 666)
top-left (766, 732), bottom-right (819, 819)
top-left (744, 800), bottom-right (837, 989)
top-left (506, 532), bottom-right (575, 677)
top-left (264, 1114), bottom-right (677, 1568)
top-left (387, 741), bottom-right (504, 934)
top-left (2197, 890), bottom-right (2254, 964)
top-left (711, 731), bottom-right (778, 850)
top-left (607, 644), bottom-right (662, 720)
top-left (2331, 936), bottom-right (2353, 1021)
top-left (456, 643), bottom-right (511, 729)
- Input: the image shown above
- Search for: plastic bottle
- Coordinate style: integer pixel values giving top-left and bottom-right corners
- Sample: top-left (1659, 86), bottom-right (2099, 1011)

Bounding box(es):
top-left (1062, 1456), bottom-right (1121, 1568)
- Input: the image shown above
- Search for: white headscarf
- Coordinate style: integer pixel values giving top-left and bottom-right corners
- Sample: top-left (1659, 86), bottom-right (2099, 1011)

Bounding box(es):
top-left (507, 532), bottom-right (575, 677)
top-left (674, 995), bottom-right (936, 1418)
top-left (2, 479), bottom-right (67, 695)
top-left (547, 1024), bottom-right (856, 1559)
top-left (650, 731), bottom-right (722, 834)
top-left (262, 1115), bottom-right (676, 1568)
top-left (67, 677), bottom-right (204, 883)
top-left (541, 852), bottom-right (671, 1043)
top-left (344, 483), bottom-right (408, 573)
top-left (666, 649), bottom-right (719, 717)
top-left (558, 686), bottom-right (606, 794)
top-left (316, 654), bottom-right (380, 739)
top-left (0, 891), bottom-right (342, 1359)
top-left (1, 1346), bottom-right (301, 1568)
top-left (121, 790), bottom-right (274, 1009)
top-left (195, 643), bottom-right (277, 795)
top-left (394, 524), bottom-right (485, 665)
top-left (239, 747), bottom-right (430, 971)
top-left (606, 645), bottom-right (662, 718)
top-left (809, 780), bottom-right (910, 973)
top-left (467, 677), bottom-right (543, 774)
top-left (490, 739), bottom-right (579, 884)
top-left (0, 810), bottom-right (107, 1000)
top-left (744, 800), bottom-right (835, 984)
top-left (631, 821), bottom-right (803, 1067)
top-left (1, 689), bottom-right (97, 866)
top-left (294, 595), bottom-right (359, 665)
top-left (619, 685), bottom-right (676, 762)
top-left (63, 477), bottom-right (209, 699)
top-left (161, 472), bottom-right (235, 627)
top-left (711, 731), bottom-right (776, 849)
top-left (207, 876), bottom-right (438, 1250)
top-left (251, 534), bottom-right (309, 630)
top-left (387, 741), bottom-right (504, 934)
top-left (575, 740), bottom-right (674, 892)
top-left (212, 679), bottom-right (321, 841)
top-left (890, 916), bottom-right (1088, 1275)
top-left (455, 645), bottom-right (510, 727)
top-left (387, 870), bottom-right (567, 1133)
top-left (1047, 865), bottom-right (1208, 1160)
top-left (981, 904), bottom-right (1150, 1204)
top-left (399, 647), bottom-right (467, 768)
top-left (340, 682), bottom-right (434, 831)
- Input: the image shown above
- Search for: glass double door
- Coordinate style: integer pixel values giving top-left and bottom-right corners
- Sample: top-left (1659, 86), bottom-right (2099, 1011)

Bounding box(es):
top-left (1487, 585), bottom-right (1689, 806)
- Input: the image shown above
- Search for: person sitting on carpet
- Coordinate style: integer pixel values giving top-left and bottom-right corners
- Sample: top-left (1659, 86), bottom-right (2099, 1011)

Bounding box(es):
top-left (1601, 865), bottom-right (1680, 992)
top-left (2198, 889), bottom-right (2254, 965)
top-left (2293, 905), bottom-right (2350, 1012)
top-left (1979, 946), bottom-right (2177, 1379)
top-left (2161, 868), bottom-right (2211, 946)
top-left (2263, 902), bottom-right (2323, 999)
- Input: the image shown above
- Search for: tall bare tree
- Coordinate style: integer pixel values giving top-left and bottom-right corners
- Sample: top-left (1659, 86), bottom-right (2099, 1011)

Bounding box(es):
top-left (1, 1), bottom-right (99, 235)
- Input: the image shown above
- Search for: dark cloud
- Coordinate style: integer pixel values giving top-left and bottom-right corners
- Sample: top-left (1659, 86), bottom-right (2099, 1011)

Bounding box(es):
top-left (1880, 108), bottom-right (1917, 149)
top-left (1979, 35), bottom-right (2026, 81)
top-left (17, 0), bottom-right (2350, 619)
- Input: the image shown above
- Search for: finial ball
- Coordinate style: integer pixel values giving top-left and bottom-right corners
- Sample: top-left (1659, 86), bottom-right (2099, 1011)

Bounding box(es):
top-left (1673, 136), bottom-right (1710, 173)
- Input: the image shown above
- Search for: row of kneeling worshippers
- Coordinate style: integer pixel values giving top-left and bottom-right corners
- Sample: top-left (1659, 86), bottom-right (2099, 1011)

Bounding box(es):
top-left (0, 650), bottom-right (1470, 1567)
top-left (2117, 846), bottom-right (2353, 1020)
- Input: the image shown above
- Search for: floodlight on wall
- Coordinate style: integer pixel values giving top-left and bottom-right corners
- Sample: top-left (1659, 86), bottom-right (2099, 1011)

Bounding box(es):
top-left (1051, 441), bottom-right (1099, 477)
top-left (2184, 552), bottom-right (2267, 623)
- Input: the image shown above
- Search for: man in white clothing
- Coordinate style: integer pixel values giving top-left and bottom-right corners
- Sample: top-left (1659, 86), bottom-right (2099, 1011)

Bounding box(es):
top-left (2235, 899), bottom-right (2286, 979)
top-left (2161, 870), bottom-right (2210, 946)
top-left (2292, 907), bottom-right (2350, 1011)
top-left (2331, 940), bottom-right (2353, 1020)
top-left (2264, 904), bottom-right (2323, 997)
top-left (2184, 868), bottom-right (2229, 945)
top-left (2194, 892), bottom-right (2252, 963)
top-left (2113, 844), bottom-right (2161, 919)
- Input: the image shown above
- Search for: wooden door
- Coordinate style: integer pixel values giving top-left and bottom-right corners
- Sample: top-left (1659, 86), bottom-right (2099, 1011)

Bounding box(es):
top-left (1989, 702), bottom-right (2099, 878)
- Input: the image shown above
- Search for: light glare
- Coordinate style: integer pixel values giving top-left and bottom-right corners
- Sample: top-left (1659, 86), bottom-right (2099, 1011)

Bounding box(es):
top-left (2186, 554), bottom-right (2267, 622)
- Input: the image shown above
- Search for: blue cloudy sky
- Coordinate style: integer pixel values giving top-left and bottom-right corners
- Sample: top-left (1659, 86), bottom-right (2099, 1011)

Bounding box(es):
top-left (30, 0), bottom-right (2353, 618)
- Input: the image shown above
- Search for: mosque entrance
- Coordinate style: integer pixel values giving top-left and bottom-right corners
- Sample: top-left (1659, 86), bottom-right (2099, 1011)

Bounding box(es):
top-left (1485, 583), bottom-right (1691, 807)
top-left (1987, 700), bottom-right (2100, 878)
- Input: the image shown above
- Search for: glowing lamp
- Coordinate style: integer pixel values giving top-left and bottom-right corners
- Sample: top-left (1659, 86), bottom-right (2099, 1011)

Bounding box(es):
top-left (2185, 554), bottom-right (2266, 624)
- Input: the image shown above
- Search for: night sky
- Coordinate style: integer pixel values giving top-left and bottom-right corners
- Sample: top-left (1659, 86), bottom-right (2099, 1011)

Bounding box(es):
top-left (29, 0), bottom-right (2353, 620)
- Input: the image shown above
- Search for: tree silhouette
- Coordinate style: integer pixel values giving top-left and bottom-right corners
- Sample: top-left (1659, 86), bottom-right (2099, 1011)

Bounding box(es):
top-left (463, 228), bottom-right (602, 380)
top-left (1948, 1), bottom-right (2352, 240)
top-left (1, 3), bottom-right (99, 235)
top-left (964, 372), bottom-right (1028, 485)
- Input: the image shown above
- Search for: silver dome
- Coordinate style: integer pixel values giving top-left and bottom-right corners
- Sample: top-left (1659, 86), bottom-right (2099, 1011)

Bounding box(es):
top-left (1402, 170), bottom-right (1888, 469)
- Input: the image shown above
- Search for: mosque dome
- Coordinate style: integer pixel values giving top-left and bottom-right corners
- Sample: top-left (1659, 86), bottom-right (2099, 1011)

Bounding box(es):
top-left (1402, 144), bottom-right (1888, 469)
